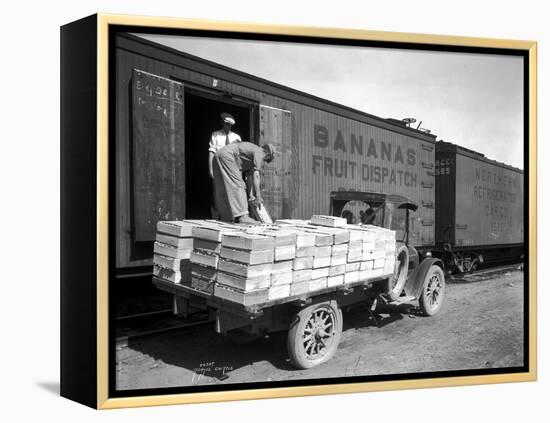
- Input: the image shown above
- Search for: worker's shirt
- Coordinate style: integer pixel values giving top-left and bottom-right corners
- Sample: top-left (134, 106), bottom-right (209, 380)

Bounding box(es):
top-left (209, 129), bottom-right (241, 154)
top-left (232, 142), bottom-right (265, 173)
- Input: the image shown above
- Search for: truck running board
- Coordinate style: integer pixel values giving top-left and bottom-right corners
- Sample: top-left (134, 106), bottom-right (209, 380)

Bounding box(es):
top-left (388, 295), bottom-right (416, 305)
top-left (378, 294), bottom-right (416, 305)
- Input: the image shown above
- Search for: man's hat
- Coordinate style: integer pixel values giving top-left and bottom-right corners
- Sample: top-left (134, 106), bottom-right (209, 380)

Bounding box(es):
top-left (262, 143), bottom-right (275, 157)
top-left (221, 112), bottom-right (236, 125)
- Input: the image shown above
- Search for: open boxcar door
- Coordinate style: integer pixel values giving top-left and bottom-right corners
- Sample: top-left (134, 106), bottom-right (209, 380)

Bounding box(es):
top-left (258, 105), bottom-right (295, 220)
top-left (132, 69), bottom-right (185, 241)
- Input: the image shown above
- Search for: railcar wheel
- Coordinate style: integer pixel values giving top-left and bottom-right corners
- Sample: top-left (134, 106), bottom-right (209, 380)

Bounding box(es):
top-left (419, 266), bottom-right (446, 316)
top-left (388, 245), bottom-right (409, 301)
top-left (287, 301), bottom-right (343, 369)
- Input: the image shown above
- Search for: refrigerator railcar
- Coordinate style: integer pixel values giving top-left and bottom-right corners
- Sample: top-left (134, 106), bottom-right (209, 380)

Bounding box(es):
top-left (114, 33), bottom-right (437, 275)
top-left (435, 141), bottom-right (524, 272)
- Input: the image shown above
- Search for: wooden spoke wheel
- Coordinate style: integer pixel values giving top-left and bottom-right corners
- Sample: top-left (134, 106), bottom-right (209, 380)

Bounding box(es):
top-left (287, 301), bottom-right (343, 369)
top-left (419, 265), bottom-right (446, 316)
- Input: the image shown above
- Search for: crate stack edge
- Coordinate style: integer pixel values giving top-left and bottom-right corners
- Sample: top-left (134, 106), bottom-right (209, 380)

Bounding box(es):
top-left (154, 215), bottom-right (398, 308)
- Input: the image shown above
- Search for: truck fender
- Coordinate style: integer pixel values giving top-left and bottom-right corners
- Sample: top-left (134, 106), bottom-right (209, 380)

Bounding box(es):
top-left (404, 258), bottom-right (444, 299)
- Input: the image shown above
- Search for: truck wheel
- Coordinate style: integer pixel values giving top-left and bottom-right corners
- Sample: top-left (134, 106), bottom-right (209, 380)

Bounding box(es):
top-left (287, 301), bottom-right (343, 369)
top-left (388, 245), bottom-right (409, 301)
top-left (419, 265), bottom-right (445, 316)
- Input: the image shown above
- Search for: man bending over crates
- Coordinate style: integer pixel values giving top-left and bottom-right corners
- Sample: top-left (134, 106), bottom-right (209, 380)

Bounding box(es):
top-left (212, 141), bottom-right (275, 224)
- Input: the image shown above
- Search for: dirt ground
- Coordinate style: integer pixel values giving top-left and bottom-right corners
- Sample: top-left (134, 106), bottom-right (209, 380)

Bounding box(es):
top-left (116, 269), bottom-right (524, 390)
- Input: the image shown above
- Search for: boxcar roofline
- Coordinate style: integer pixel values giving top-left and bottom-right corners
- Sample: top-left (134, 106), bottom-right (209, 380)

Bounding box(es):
top-left (116, 32), bottom-right (437, 143)
top-left (436, 141), bottom-right (524, 174)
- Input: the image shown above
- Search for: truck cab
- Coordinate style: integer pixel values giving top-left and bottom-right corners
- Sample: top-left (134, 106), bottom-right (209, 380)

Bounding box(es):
top-left (330, 191), bottom-right (444, 314)
top-left (330, 191), bottom-right (420, 266)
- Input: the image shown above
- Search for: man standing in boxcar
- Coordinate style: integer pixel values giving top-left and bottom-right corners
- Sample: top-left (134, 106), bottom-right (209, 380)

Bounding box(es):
top-left (212, 142), bottom-right (275, 223)
top-left (208, 112), bottom-right (241, 218)
top-left (208, 112), bottom-right (241, 178)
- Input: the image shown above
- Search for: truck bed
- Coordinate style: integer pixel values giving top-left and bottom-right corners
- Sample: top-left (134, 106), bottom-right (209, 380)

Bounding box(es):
top-left (153, 275), bottom-right (389, 316)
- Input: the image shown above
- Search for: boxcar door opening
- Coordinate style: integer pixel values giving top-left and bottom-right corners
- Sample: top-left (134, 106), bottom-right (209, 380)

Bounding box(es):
top-left (184, 89), bottom-right (253, 219)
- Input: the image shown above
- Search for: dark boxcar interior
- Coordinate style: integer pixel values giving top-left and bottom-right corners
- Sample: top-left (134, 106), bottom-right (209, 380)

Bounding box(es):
top-left (184, 90), bottom-right (253, 218)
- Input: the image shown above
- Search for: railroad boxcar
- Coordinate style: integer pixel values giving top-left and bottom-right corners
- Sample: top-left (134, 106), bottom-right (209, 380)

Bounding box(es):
top-left (115, 33), bottom-right (438, 277)
top-left (435, 141), bottom-right (524, 272)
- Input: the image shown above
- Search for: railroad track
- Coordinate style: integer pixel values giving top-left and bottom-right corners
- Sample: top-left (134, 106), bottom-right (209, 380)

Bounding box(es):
top-left (116, 309), bottom-right (173, 321)
top-left (116, 311), bottom-right (213, 347)
top-left (449, 262), bottom-right (523, 282)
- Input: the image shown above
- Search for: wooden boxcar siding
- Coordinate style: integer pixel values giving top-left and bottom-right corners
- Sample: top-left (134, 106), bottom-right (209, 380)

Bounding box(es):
top-left (290, 106), bottom-right (435, 247)
top-left (454, 154), bottom-right (524, 247)
top-left (435, 150), bottom-right (457, 245)
top-left (116, 47), bottom-right (276, 267)
top-left (116, 48), bottom-right (165, 268)
top-left (116, 43), bottom-right (435, 268)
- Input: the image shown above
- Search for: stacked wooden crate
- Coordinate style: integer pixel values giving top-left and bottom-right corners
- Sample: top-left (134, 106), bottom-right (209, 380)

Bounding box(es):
top-left (153, 216), bottom-right (396, 308)
top-left (291, 222), bottom-right (350, 294)
top-left (152, 221), bottom-right (198, 284)
top-left (353, 224), bottom-right (396, 280)
top-left (215, 232), bottom-right (274, 304)
top-left (262, 228), bottom-right (297, 300)
top-left (190, 222), bottom-right (241, 295)
top-left (277, 217), bottom-right (396, 289)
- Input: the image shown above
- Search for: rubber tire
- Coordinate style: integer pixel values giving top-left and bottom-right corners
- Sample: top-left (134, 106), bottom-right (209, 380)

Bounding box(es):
top-left (388, 245), bottom-right (409, 301)
top-left (287, 302), bottom-right (343, 369)
top-left (419, 266), bottom-right (446, 316)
